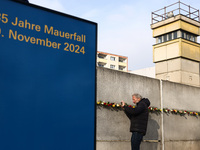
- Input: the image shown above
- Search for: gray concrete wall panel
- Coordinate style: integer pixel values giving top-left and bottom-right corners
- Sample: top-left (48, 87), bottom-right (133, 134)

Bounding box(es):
top-left (164, 114), bottom-right (200, 141)
top-left (97, 67), bottom-right (160, 107)
top-left (96, 67), bottom-right (200, 150)
top-left (162, 81), bottom-right (200, 111)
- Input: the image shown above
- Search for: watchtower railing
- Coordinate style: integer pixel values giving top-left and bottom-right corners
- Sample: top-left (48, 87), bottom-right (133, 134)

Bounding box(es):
top-left (151, 1), bottom-right (200, 24)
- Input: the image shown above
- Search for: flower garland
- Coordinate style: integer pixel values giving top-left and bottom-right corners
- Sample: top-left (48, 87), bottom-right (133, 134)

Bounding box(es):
top-left (97, 100), bottom-right (200, 117)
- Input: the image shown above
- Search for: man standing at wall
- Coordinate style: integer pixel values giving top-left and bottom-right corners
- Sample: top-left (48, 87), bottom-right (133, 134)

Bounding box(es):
top-left (121, 93), bottom-right (150, 150)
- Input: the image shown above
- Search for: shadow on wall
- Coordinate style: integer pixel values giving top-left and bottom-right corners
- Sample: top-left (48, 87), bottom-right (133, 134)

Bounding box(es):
top-left (145, 115), bottom-right (159, 140)
top-left (142, 115), bottom-right (160, 149)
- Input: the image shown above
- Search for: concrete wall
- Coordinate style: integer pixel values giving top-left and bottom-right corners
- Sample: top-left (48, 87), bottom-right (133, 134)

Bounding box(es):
top-left (96, 67), bottom-right (200, 150)
top-left (162, 81), bottom-right (200, 150)
top-left (130, 66), bottom-right (155, 78)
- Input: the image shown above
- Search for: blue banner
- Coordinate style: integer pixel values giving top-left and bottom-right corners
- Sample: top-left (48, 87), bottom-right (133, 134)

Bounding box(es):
top-left (0, 1), bottom-right (97, 150)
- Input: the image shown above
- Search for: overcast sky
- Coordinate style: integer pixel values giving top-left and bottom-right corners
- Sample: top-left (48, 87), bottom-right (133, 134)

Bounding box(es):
top-left (30, 0), bottom-right (200, 70)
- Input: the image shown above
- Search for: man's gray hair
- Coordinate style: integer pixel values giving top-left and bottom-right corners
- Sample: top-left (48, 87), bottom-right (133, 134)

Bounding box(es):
top-left (132, 93), bottom-right (142, 100)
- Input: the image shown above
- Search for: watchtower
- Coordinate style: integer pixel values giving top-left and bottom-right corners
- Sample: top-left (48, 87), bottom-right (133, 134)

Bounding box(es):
top-left (151, 1), bottom-right (200, 86)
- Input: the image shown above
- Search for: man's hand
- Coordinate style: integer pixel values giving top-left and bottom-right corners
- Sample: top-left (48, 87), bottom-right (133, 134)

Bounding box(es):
top-left (121, 100), bottom-right (125, 107)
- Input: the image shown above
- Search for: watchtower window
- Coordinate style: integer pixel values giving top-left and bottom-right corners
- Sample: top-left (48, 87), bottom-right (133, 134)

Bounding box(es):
top-left (163, 35), bottom-right (167, 42)
top-left (181, 30), bottom-right (197, 42)
top-left (168, 33), bottom-right (172, 40)
top-left (158, 36), bottom-right (162, 43)
top-left (182, 31), bottom-right (185, 38)
top-left (156, 30), bottom-right (197, 44)
top-left (190, 35), bottom-right (195, 42)
top-left (174, 31), bottom-right (177, 39)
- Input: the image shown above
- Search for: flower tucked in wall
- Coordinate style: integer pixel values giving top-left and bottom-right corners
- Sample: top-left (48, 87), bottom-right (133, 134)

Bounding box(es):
top-left (97, 100), bottom-right (200, 117)
top-left (116, 103), bottom-right (121, 107)
top-left (149, 107), bottom-right (153, 111)
top-left (171, 109), bottom-right (177, 114)
top-left (148, 107), bottom-right (162, 113)
top-left (97, 101), bottom-right (122, 109)
top-left (163, 108), bottom-right (170, 113)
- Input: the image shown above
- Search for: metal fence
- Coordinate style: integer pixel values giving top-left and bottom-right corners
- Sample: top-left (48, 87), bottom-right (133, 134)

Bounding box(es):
top-left (151, 1), bottom-right (199, 24)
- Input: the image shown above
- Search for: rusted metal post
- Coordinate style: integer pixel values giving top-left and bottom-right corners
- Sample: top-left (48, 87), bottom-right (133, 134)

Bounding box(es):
top-left (189, 5), bottom-right (191, 18)
top-left (199, 10), bottom-right (200, 22)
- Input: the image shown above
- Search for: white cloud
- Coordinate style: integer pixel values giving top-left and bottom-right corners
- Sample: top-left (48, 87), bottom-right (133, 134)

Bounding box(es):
top-left (81, 9), bottom-right (100, 21)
